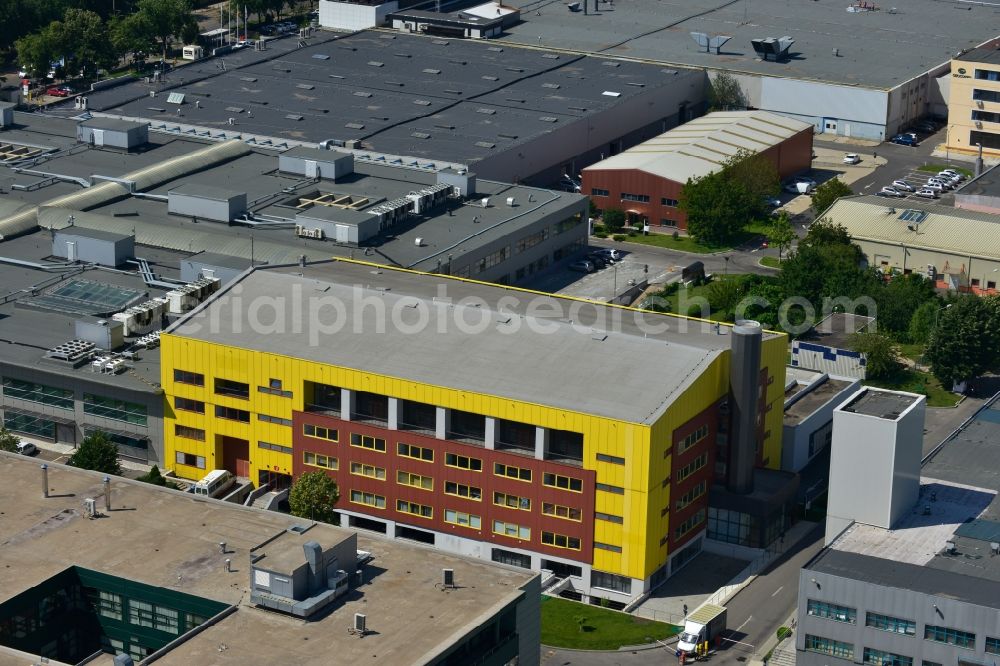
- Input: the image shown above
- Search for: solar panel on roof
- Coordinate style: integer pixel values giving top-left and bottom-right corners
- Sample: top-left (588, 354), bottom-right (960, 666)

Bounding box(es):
top-left (898, 209), bottom-right (929, 223)
top-left (166, 92), bottom-right (185, 104)
top-left (28, 279), bottom-right (144, 316)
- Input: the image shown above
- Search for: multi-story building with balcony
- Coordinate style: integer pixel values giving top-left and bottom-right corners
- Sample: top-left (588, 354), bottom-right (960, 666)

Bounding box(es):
top-left (947, 45), bottom-right (1000, 158)
top-left (160, 258), bottom-right (787, 605)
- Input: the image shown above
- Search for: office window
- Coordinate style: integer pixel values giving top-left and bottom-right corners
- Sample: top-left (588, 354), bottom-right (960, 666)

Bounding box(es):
top-left (444, 508), bottom-right (481, 529)
top-left (350, 433), bottom-right (386, 452)
top-left (84, 394), bottom-right (148, 425)
top-left (595, 511), bottom-right (624, 524)
top-left (214, 378), bottom-right (249, 399)
top-left (129, 600), bottom-right (154, 628)
top-left (972, 110), bottom-right (1000, 124)
top-left (397, 442), bottom-right (433, 462)
top-left (493, 519), bottom-right (531, 541)
top-left (494, 462), bottom-right (531, 482)
top-left (594, 542), bottom-right (622, 553)
top-left (864, 648), bottom-right (912, 666)
top-left (866, 612), bottom-right (914, 635)
top-left (89, 590), bottom-right (122, 621)
top-left (175, 451), bottom-right (205, 468)
top-left (924, 625), bottom-right (975, 649)
top-left (445, 452), bottom-right (482, 471)
top-left (397, 470), bottom-right (433, 490)
top-left (676, 481), bottom-right (707, 512)
top-left (444, 481), bottom-right (482, 500)
top-left (303, 451), bottom-right (337, 469)
top-left (174, 396), bottom-right (204, 413)
top-left (661, 218), bottom-right (678, 227)
top-left (476, 246), bottom-right (511, 274)
top-left (350, 462), bottom-right (386, 480)
top-left (805, 635), bottom-right (854, 660)
top-left (174, 425), bottom-right (205, 442)
top-left (215, 405), bottom-right (250, 423)
top-left (258, 413), bottom-right (293, 426)
top-left (808, 600), bottom-right (856, 624)
top-left (677, 425), bottom-right (709, 454)
top-left (154, 606), bottom-right (179, 635)
top-left (515, 228), bottom-right (549, 254)
top-left (492, 548), bottom-right (531, 569)
top-left (303, 424), bottom-right (338, 442)
top-left (591, 571), bottom-right (631, 593)
top-left (661, 197), bottom-right (679, 207)
top-left (350, 489), bottom-right (386, 509)
top-left (494, 491), bottom-right (530, 510)
top-left (173, 369), bottom-right (204, 386)
top-left (676, 452), bottom-right (708, 482)
top-left (621, 192), bottom-right (650, 203)
top-left (542, 531), bottom-right (581, 550)
top-left (258, 441), bottom-right (293, 454)
top-left (674, 509), bottom-right (706, 539)
top-left (596, 482), bottom-right (625, 494)
top-left (397, 499), bottom-right (433, 519)
top-left (975, 68), bottom-right (1000, 81)
top-left (543, 472), bottom-right (581, 491)
top-left (2, 377), bottom-right (74, 409)
top-left (591, 188), bottom-right (609, 197)
top-left (257, 381), bottom-right (292, 398)
top-left (542, 502), bottom-right (582, 521)
top-left (596, 453), bottom-right (625, 465)
top-left (986, 638), bottom-right (1000, 655)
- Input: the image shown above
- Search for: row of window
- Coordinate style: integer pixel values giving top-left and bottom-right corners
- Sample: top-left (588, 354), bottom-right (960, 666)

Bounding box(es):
top-left (676, 452), bottom-right (708, 483)
top-left (674, 508), bottom-right (706, 540)
top-left (808, 601), bottom-right (985, 650)
top-left (676, 425), bottom-right (709, 455)
top-left (675, 480), bottom-right (706, 512)
top-left (806, 633), bottom-right (989, 666)
top-left (588, 191), bottom-right (678, 207)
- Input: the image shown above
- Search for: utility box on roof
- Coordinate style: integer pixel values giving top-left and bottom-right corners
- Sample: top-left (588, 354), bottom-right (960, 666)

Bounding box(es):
top-left (0, 102), bottom-right (14, 128)
top-left (167, 183), bottom-right (247, 222)
top-left (52, 227), bottom-right (134, 267)
top-left (279, 146), bottom-right (354, 180)
top-left (76, 117), bottom-right (149, 150)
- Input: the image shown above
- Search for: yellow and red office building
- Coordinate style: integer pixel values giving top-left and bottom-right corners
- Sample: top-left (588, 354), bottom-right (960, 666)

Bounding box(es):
top-left (161, 259), bottom-right (787, 604)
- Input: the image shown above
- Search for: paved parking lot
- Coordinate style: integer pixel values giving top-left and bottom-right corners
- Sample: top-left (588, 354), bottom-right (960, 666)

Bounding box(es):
top-left (866, 167), bottom-right (961, 203)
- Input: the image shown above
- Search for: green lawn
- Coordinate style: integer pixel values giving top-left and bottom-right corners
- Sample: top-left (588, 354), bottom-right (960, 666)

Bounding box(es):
top-left (917, 163), bottom-right (974, 179)
top-left (597, 220), bottom-right (770, 255)
top-left (896, 343), bottom-right (925, 363)
top-left (759, 256), bottom-right (782, 269)
top-left (541, 596), bottom-right (679, 650)
top-left (865, 367), bottom-right (960, 407)
top-left (651, 274), bottom-right (752, 321)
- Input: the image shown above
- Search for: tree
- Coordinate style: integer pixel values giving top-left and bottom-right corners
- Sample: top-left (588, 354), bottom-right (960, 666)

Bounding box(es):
top-left (15, 28), bottom-right (59, 79)
top-left (724, 149), bottom-right (780, 218)
top-left (137, 464), bottom-right (179, 489)
top-left (67, 431), bottom-right (122, 475)
top-left (53, 9), bottom-right (118, 79)
top-left (680, 170), bottom-right (754, 245)
top-left (289, 471), bottom-right (340, 523)
top-left (135, 0), bottom-right (197, 62)
top-left (0, 427), bottom-right (18, 453)
top-left (766, 212), bottom-right (795, 262)
top-left (810, 179), bottom-right (853, 216)
top-left (850, 331), bottom-right (898, 379)
top-left (874, 274), bottom-right (938, 339)
top-left (926, 296), bottom-right (1000, 387)
top-left (708, 71), bottom-right (747, 111)
top-left (602, 208), bottom-right (625, 233)
top-left (110, 13), bottom-right (155, 66)
top-left (908, 299), bottom-right (941, 345)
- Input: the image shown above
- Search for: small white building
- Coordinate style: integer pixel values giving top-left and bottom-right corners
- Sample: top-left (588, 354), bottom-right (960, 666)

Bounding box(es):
top-left (319, 0), bottom-right (399, 30)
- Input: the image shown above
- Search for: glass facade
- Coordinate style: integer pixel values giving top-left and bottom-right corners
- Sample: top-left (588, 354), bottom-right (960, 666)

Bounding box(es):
top-left (808, 600), bottom-right (857, 624)
top-left (924, 625), bottom-right (975, 649)
top-left (866, 612), bottom-right (915, 635)
top-left (2, 377), bottom-right (73, 409)
top-left (707, 505), bottom-right (787, 549)
top-left (805, 634), bottom-right (854, 660)
top-left (83, 394), bottom-right (147, 426)
top-left (864, 647), bottom-right (913, 666)
top-left (591, 571), bottom-right (631, 594)
top-left (85, 429), bottom-right (148, 453)
top-left (3, 412), bottom-right (55, 439)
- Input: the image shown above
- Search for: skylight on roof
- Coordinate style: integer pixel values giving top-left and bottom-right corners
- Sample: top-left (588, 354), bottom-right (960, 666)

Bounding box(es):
top-left (602, 91), bottom-right (622, 97)
top-left (312, 54), bottom-right (330, 60)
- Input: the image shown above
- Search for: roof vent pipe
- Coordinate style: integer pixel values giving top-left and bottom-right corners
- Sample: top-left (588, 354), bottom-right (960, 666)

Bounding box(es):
top-left (727, 320), bottom-right (762, 495)
top-left (41, 463), bottom-right (49, 498)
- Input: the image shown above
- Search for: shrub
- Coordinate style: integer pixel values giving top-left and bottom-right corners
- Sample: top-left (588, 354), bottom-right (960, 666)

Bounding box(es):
top-left (595, 231), bottom-right (608, 238)
top-left (612, 234), bottom-right (627, 242)
top-left (686, 303), bottom-right (706, 318)
top-left (592, 223), bottom-right (606, 235)
top-left (672, 230), bottom-right (680, 240)
top-left (776, 626), bottom-right (792, 640)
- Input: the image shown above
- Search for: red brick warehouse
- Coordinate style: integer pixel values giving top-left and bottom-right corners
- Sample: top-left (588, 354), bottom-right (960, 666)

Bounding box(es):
top-left (581, 110), bottom-right (814, 231)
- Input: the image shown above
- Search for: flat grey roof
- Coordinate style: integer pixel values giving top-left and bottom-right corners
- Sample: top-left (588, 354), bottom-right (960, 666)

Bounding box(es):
top-left (185, 252), bottom-right (260, 270)
top-left (955, 163), bottom-right (1000, 200)
top-left (74, 30), bottom-right (696, 167)
top-left (839, 388), bottom-right (920, 419)
top-left (807, 312), bottom-right (875, 350)
top-left (496, 0), bottom-right (1000, 89)
top-left (54, 226), bottom-right (132, 242)
top-left (957, 46), bottom-right (1000, 65)
top-left (168, 182), bottom-right (245, 200)
top-left (783, 375), bottom-right (854, 425)
top-left (0, 454), bottom-right (536, 666)
top-left (281, 145), bottom-right (353, 162)
top-left (79, 117), bottom-right (147, 132)
top-left (170, 259), bottom-right (781, 424)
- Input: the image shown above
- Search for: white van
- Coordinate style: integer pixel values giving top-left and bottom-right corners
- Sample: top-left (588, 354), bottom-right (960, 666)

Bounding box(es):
top-left (192, 470), bottom-right (235, 498)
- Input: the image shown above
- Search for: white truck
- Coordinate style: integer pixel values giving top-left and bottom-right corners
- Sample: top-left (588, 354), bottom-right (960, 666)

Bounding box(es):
top-left (677, 604), bottom-right (728, 658)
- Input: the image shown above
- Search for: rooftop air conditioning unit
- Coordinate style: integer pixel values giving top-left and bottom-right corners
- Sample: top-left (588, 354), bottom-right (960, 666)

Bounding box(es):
top-left (506, 197), bottom-right (516, 207)
top-left (83, 497), bottom-right (98, 518)
top-left (354, 613), bottom-right (367, 633)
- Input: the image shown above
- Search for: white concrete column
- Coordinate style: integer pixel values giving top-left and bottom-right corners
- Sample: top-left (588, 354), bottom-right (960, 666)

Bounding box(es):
top-left (534, 427), bottom-right (548, 460)
top-left (340, 388), bottom-right (355, 421)
top-left (484, 417), bottom-right (496, 450)
top-left (387, 397), bottom-right (399, 430)
top-left (436, 407), bottom-right (450, 440)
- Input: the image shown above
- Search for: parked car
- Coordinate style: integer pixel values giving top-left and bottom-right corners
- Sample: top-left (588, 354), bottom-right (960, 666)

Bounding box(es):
top-left (937, 171), bottom-right (962, 184)
top-left (586, 252), bottom-right (608, 269)
top-left (892, 180), bottom-right (915, 192)
top-left (15, 441), bottom-right (38, 456)
top-left (762, 195), bottom-right (782, 208)
top-left (940, 169), bottom-right (965, 180)
top-left (843, 153), bottom-right (861, 165)
top-left (926, 178), bottom-right (951, 190)
top-left (784, 177), bottom-right (816, 194)
top-left (878, 187), bottom-right (905, 197)
top-left (591, 248), bottom-right (621, 262)
top-left (923, 182), bottom-right (945, 193)
top-left (915, 188), bottom-right (939, 199)
top-left (912, 121), bottom-right (938, 133)
top-left (891, 134), bottom-right (918, 147)
top-left (568, 260), bottom-right (595, 273)
top-left (45, 85), bottom-right (74, 97)
top-left (557, 175), bottom-right (581, 192)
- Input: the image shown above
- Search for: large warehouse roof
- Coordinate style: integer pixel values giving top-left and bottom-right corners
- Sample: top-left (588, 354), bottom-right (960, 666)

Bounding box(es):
top-left (822, 195), bottom-right (1000, 262)
top-left (170, 259), bottom-right (783, 425)
top-left (582, 111), bottom-right (811, 183)
top-left (497, 0), bottom-right (999, 89)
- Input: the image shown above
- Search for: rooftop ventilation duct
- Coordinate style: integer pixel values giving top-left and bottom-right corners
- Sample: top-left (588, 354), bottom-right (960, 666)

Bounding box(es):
top-left (727, 320), bottom-right (762, 494)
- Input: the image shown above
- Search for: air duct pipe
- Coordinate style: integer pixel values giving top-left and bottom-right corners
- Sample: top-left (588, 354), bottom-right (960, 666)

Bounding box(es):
top-left (727, 320), bottom-right (762, 494)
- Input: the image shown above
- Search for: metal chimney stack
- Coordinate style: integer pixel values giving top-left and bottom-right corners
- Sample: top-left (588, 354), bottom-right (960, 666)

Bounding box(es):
top-left (41, 463), bottom-right (49, 498)
top-left (728, 320), bottom-right (762, 494)
top-left (103, 475), bottom-right (111, 511)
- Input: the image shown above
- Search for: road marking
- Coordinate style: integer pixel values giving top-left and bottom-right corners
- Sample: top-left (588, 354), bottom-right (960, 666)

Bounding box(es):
top-left (771, 586), bottom-right (784, 598)
top-left (863, 183), bottom-right (873, 189)
top-left (735, 616), bottom-right (753, 632)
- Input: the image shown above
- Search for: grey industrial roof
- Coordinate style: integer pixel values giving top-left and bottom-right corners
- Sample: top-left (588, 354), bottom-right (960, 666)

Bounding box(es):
top-left (957, 46), bottom-right (1000, 65)
top-left (387, 8), bottom-right (505, 29)
top-left (168, 182), bottom-right (245, 200)
top-left (955, 163), bottom-right (1000, 200)
top-left (185, 252), bottom-right (259, 270)
top-left (170, 260), bottom-right (780, 424)
top-left (496, 0), bottom-right (1000, 90)
top-left (78, 117), bottom-right (147, 132)
top-left (583, 111), bottom-right (812, 183)
top-left (839, 388), bottom-right (920, 420)
top-left (824, 195), bottom-right (1000, 262)
top-left (54, 226), bottom-right (132, 242)
top-left (783, 374), bottom-right (854, 425)
top-left (281, 145), bottom-right (353, 162)
top-left (73, 30), bottom-right (696, 167)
